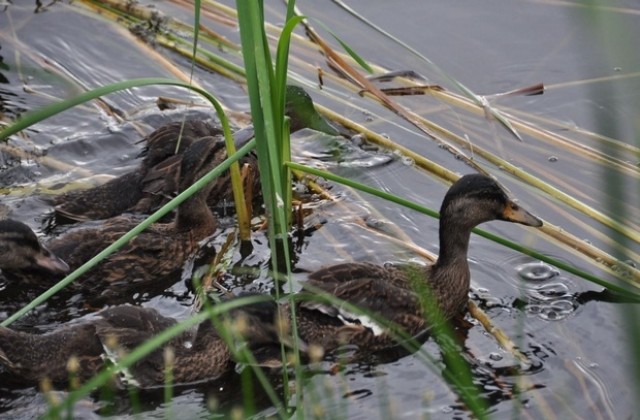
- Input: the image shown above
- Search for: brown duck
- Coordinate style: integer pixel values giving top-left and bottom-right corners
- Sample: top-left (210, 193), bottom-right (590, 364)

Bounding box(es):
top-left (289, 174), bottom-right (543, 354)
top-left (0, 296), bottom-right (296, 387)
top-left (52, 120), bottom-right (247, 223)
top-left (40, 135), bottom-right (232, 300)
top-left (53, 85), bottom-right (339, 224)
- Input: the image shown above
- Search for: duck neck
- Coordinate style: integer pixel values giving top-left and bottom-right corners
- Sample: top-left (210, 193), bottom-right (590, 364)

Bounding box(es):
top-left (176, 196), bottom-right (216, 234)
top-left (430, 215), bottom-right (473, 310)
top-left (435, 215), bottom-right (473, 266)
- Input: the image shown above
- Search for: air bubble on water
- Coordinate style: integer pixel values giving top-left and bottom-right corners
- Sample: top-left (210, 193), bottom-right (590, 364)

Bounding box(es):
top-left (489, 352), bottom-right (503, 361)
top-left (516, 261), bottom-right (559, 282)
top-left (401, 156), bottom-right (414, 166)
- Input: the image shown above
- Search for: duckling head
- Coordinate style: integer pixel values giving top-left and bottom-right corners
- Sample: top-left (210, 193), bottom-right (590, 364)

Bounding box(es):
top-left (439, 174), bottom-right (543, 230)
top-left (0, 219), bottom-right (69, 275)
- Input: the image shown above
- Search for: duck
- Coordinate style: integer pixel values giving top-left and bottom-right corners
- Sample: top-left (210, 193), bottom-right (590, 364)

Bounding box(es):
top-left (52, 120), bottom-right (226, 223)
top-left (52, 85), bottom-right (340, 224)
top-left (33, 135), bottom-right (233, 300)
top-left (287, 174), bottom-right (543, 354)
top-left (0, 219), bottom-right (70, 279)
top-left (0, 295), bottom-right (298, 387)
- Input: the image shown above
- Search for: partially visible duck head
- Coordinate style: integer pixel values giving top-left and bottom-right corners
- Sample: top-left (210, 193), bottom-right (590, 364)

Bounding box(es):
top-left (0, 219), bottom-right (69, 276)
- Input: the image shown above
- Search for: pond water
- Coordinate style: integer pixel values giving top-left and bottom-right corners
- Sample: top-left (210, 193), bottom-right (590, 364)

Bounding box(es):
top-left (1, 1), bottom-right (639, 418)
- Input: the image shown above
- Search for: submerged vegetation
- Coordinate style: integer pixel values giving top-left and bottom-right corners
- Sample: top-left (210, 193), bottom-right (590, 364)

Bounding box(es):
top-left (0, 0), bottom-right (638, 418)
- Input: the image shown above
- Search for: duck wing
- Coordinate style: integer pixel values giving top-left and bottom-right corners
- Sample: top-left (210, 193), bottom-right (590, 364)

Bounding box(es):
top-left (0, 323), bottom-right (105, 384)
top-left (94, 306), bottom-right (183, 387)
top-left (53, 171), bottom-right (145, 223)
top-left (132, 153), bottom-right (183, 214)
top-left (301, 262), bottom-right (424, 334)
top-left (47, 219), bottom-right (194, 299)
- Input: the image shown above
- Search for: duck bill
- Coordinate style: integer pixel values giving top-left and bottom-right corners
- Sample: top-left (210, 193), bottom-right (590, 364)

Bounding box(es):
top-left (502, 200), bottom-right (543, 227)
top-left (35, 247), bottom-right (70, 274)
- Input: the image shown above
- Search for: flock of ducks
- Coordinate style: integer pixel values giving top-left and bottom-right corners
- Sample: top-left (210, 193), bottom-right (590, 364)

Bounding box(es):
top-left (0, 88), bottom-right (543, 390)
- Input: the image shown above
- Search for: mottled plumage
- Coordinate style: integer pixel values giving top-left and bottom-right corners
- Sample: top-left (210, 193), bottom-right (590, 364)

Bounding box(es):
top-left (0, 297), bottom-right (293, 387)
top-left (53, 86), bottom-right (338, 224)
top-left (0, 136), bottom-right (229, 303)
top-left (45, 136), bottom-right (228, 299)
top-left (52, 120), bottom-right (253, 223)
top-left (292, 174), bottom-right (543, 353)
top-left (0, 219), bottom-right (69, 278)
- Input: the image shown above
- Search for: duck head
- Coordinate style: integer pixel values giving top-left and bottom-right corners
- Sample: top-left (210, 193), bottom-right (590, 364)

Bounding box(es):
top-left (439, 174), bottom-right (542, 229)
top-left (0, 219), bottom-right (69, 276)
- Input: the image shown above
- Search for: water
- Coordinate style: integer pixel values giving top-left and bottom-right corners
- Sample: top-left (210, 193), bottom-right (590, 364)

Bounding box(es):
top-left (1, 1), bottom-right (639, 418)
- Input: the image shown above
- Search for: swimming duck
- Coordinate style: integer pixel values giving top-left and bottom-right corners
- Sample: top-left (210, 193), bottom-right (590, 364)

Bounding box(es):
top-left (0, 296), bottom-right (296, 387)
top-left (52, 120), bottom-right (225, 223)
top-left (288, 174), bottom-right (543, 354)
top-left (53, 85), bottom-right (339, 224)
top-left (0, 219), bottom-right (70, 279)
top-left (41, 135), bottom-right (232, 300)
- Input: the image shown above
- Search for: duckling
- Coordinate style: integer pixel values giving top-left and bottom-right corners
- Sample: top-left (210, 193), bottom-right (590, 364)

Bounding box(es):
top-left (53, 85), bottom-right (339, 224)
top-left (0, 219), bottom-right (69, 280)
top-left (41, 135), bottom-right (231, 300)
top-left (0, 296), bottom-right (296, 387)
top-left (289, 174), bottom-right (543, 354)
top-left (52, 120), bottom-right (224, 223)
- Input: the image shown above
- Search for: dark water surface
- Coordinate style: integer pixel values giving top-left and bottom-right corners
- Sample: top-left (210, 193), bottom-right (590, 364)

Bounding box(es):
top-left (1, 1), bottom-right (639, 418)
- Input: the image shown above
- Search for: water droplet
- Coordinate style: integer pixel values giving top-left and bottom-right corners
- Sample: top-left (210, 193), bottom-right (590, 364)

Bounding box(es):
top-left (531, 282), bottom-right (570, 300)
top-left (527, 304), bottom-right (541, 315)
top-left (516, 261), bottom-right (559, 282)
top-left (548, 156), bottom-right (558, 162)
top-left (538, 299), bottom-right (575, 321)
top-left (489, 352), bottom-right (503, 361)
top-left (401, 156), bottom-right (414, 166)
